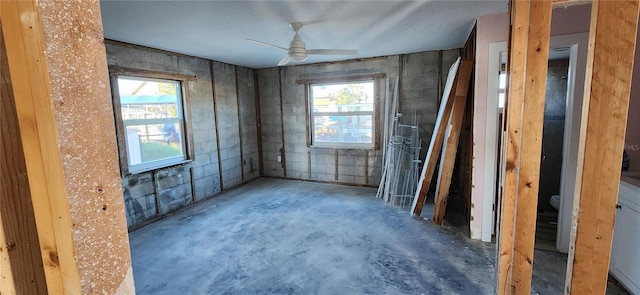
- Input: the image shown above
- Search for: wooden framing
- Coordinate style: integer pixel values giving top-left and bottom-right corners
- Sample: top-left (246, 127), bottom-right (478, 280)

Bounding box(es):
top-left (511, 1), bottom-right (552, 292)
top-left (432, 61), bottom-right (473, 225)
top-left (411, 58), bottom-right (461, 216)
top-left (1, 21), bottom-right (48, 294)
top-left (497, 0), bottom-right (552, 293)
top-left (566, 1), bottom-right (640, 294)
top-left (1, 0), bottom-right (82, 293)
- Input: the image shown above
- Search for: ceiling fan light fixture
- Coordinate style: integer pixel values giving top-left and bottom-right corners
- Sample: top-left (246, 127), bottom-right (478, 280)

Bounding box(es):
top-left (247, 21), bottom-right (357, 66)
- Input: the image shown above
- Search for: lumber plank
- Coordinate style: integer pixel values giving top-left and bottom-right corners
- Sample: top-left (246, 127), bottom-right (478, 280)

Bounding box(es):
top-left (0, 20), bottom-right (48, 294)
top-left (511, 0), bottom-right (552, 293)
top-left (411, 58), bottom-right (461, 216)
top-left (552, 0), bottom-right (591, 8)
top-left (0, 212), bottom-right (16, 295)
top-left (432, 61), bottom-right (473, 225)
top-left (567, 1), bottom-right (640, 294)
top-left (0, 0), bottom-right (82, 293)
top-left (497, 1), bottom-right (529, 292)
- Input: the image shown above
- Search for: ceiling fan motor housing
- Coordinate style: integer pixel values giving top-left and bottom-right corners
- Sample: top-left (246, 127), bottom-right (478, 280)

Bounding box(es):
top-left (288, 33), bottom-right (308, 61)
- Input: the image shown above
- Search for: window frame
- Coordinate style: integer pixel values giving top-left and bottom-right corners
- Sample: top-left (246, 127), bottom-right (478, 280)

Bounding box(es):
top-left (305, 76), bottom-right (381, 150)
top-left (109, 68), bottom-right (195, 175)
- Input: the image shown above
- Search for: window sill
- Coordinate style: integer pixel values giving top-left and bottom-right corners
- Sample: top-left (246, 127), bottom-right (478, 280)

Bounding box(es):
top-left (310, 145), bottom-right (376, 151)
top-left (125, 159), bottom-right (192, 176)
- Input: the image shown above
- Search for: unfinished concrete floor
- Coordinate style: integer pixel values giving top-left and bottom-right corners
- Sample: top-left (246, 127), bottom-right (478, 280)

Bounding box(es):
top-left (129, 178), bottom-right (629, 294)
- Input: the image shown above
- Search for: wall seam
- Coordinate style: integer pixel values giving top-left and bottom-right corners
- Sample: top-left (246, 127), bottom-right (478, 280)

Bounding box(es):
top-left (278, 67), bottom-right (287, 177)
top-left (210, 61), bottom-right (224, 190)
top-left (234, 66), bottom-right (245, 183)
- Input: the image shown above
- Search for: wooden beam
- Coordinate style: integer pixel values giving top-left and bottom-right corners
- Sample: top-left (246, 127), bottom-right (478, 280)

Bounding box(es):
top-left (552, 0), bottom-right (592, 8)
top-left (497, 0), bottom-right (552, 293)
top-left (0, 216), bottom-right (16, 295)
top-left (567, 1), bottom-right (640, 294)
top-left (497, 1), bottom-right (529, 292)
top-left (0, 20), bottom-right (48, 294)
top-left (511, 0), bottom-right (552, 293)
top-left (0, 1), bottom-right (82, 293)
top-left (411, 58), bottom-right (461, 216)
top-left (432, 61), bottom-right (473, 225)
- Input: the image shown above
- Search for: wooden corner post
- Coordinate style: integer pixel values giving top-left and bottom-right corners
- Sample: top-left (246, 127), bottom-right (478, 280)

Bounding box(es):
top-left (1, 0), bottom-right (82, 293)
top-left (566, 1), bottom-right (640, 294)
top-left (496, 0), bottom-right (552, 294)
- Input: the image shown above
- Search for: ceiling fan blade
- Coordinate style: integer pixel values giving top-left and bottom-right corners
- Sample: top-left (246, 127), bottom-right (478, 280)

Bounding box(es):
top-left (246, 39), bottom-right (288, 51)
top-left (307, 49), bottom-right (358, 55)
top-left (277, 55), bottom-right (291, 66)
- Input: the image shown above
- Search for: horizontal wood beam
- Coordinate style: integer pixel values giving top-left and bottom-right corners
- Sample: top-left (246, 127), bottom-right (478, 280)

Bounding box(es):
top-left (552, 0), bottom-right (591, 8)
top-left (567, 1), bottom-right (640, 294)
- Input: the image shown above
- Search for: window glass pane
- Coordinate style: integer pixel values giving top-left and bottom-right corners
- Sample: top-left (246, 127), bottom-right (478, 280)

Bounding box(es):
top-left (499, 73), bottom-right (507, 89)
top-left (311, 82), bottom-right (374, 113)
top-left (118, 77), bottom-right (181, 119)
top-left (314, 115), bottom-right (373, 144)
top-left (125, 124), bottom-right (184, 165)
top-left (116, 76), bottom-right (186, 172)
top-left (498, 93), bottom-right (505, 109)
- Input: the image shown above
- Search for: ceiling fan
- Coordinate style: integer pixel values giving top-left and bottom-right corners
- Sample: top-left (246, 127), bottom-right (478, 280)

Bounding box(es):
top-left (247, 22), bottom-right (358, 66)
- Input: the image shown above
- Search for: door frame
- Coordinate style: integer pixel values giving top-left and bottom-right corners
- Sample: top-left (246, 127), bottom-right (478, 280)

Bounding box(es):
top-left (483, 32), bottom-right (588, 251)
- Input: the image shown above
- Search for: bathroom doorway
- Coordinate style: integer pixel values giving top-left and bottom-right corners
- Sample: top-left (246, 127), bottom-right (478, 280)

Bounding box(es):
top-left (484, 32), bottom-right (589, 252)
top-left (536, 56), bottom-right (570, 251)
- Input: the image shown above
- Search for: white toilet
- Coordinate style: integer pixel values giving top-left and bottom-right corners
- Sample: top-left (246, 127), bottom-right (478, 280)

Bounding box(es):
top-left (549, 194), bottom-right (560, 210)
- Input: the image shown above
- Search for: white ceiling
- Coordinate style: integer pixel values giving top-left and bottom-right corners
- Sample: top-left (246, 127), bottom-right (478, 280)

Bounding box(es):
top-left (100, 0), bottom-right (508, 69)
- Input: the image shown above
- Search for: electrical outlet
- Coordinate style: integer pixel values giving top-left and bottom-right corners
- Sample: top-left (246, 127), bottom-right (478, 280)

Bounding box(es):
top-left (277, 155), bottom-right (282, 162)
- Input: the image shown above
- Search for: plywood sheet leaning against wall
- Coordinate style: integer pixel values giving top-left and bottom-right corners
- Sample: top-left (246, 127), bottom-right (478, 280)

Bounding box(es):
top-left (566, 1), bottom-right (640, 294)
top-left (431, 60), bottom-right (473, 225)
top-left (1, 0), bottom-right (135, 293)
top-left (411, 57), bottom-right (461, 216)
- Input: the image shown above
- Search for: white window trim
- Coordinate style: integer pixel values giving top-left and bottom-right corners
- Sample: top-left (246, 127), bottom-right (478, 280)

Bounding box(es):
top-left (110, 72), bottom-right (192, 175)
top-left (308, 80), bottom-right (377, 149)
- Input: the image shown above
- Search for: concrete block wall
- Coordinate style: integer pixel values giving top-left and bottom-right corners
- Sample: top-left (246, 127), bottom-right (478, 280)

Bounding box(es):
top-left (258, 67), bottom-right (286, 177)
top-left (258, 56), bottom-right (400, 186)
top-left (258, 50), bottom-right (460, 186)
top-left (107, 42), bottom-right (460, 228)
top-left (399, 49), bottom-right (460, 161)
top-left (237, 67), bottom-right (261, 182)
top-left (213, 61), bottom-right (243, 188)
top-left (106, 43), bottom-right (260, 229)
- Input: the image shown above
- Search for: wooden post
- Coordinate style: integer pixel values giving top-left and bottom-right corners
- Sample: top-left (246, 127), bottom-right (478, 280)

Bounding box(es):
top-left (511, 0), bottom-right (552, 293)
top-left (411, 58), bottom-right (461, 216)
top-left (0, 20), bottom-right (48, 294)
top-left (566, 1), bottom-right (640, 294)
top-left (497, 0), bottom-right (552, 294)
top-left (432, 61), bottom-right (473, 225)
top-left (1, 1), bottom-right (82, 293)
top-left (0, 216), bottom-right (16, 294)
top-left (497, 1), bottom-right (529, 292)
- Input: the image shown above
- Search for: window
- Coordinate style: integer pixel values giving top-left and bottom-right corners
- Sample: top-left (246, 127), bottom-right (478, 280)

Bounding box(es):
top-left (498, 70), bottom-right (506, 109)
top-left (112, 75), bottom-right (188, 173)
top-left (309, 80), bottom-right (375, 148)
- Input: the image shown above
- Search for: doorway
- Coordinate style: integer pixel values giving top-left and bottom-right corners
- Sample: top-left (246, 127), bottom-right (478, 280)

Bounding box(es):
top-left (536, 57), bottom-right (569, 251)
top-left (484, 32), bottom-right (589, 252)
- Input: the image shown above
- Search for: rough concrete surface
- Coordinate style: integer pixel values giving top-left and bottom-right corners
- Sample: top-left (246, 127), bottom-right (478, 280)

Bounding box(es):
top-left (129, 178), bottom-right (631, 294)
top-left (130, 178), bottom-right (494, 294)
